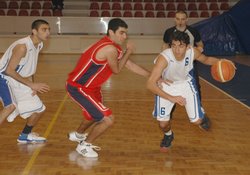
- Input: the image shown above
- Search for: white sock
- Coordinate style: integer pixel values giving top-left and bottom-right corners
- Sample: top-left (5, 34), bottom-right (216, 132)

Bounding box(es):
top-left (165, 130), bottom-right (172, 136)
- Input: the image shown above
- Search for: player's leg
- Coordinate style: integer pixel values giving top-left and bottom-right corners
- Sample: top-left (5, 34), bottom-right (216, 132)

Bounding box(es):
top-left (18, 111), bottom-right (46, 143)
top-left (184, 80), bottom-right (210, 130)
top-left (10, 83), bottom-right (47, 143)
top-left (0, 76), bottom-right (16, 124)
top-left (66, 84), bottom-right (112, 157)
top-left (192, 61), bottom-right (209, 116)
top-left (0, 104), bottom-right (15, 125)
top-left (153, 94), bottom-right (175, 152)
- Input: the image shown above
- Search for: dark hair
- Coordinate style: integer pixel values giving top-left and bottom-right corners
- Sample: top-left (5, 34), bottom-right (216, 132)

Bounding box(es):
top-left (175, 10), bottom-right (188, 17)
top-left (107, 18), bottom-right (128, 35)
top-left (31, 19), bottom-right (49, 30)
top-left (169, 31), bottom-right (190, 46)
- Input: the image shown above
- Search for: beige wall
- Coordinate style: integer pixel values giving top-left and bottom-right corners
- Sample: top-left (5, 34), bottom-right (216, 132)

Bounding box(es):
top-left (0, 35), bottom-right (163, 54)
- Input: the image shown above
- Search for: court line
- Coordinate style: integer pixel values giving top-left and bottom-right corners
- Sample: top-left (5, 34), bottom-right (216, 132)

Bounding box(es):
top-left (21, 94), bottom-right (68, 175)
top-left (201, 77), bottom-right (250, 110)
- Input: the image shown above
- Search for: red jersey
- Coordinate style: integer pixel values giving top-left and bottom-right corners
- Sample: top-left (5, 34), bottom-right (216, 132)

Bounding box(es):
top-left (67, 36), bottom-right (123, 90)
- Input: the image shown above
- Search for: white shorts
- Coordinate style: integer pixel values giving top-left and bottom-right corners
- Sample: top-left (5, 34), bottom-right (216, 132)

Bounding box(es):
top-left (153, 80), bottom-right (204, 123)
top-left (6, 78), bottom-right (46, 122)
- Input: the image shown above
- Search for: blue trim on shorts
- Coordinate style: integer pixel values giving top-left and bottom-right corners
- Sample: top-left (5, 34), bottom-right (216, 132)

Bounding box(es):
top-left (188, 79), bottom-right (204, 119)
top-left (0, 74), bottom-right (13, 106)
top-left (66, 84), bottom-right (104, 121)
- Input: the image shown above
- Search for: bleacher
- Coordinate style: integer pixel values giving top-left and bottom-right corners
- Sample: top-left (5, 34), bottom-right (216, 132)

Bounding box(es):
top-left (0, 0), bottom-right (62, 16)
top-left (0, 0), bottom-right (236, 17)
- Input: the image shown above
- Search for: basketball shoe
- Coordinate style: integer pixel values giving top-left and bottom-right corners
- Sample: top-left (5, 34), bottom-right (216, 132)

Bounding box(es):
top-left (68, 131), bottom-right (88, 142)
top-left (199, 114), bottom-right (210, 131)
top-left (17, 132), bottom-right (46, 143)
top-left (76, 141), bottom-right (100, 158)
top-left (160, 132), bottom-right (174, 152)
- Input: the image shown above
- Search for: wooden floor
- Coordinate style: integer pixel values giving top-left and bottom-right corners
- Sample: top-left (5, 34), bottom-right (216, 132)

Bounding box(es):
top-left (0, 54), bottom-right (250, 175)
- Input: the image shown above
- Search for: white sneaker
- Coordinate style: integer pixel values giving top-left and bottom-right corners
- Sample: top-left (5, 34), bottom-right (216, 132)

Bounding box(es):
top-left (68, 131), bottom-right (88, 143)
top-left (17, 132), bottom-right (46, 143)
top-left (76, 142), bottom-right (100, 158)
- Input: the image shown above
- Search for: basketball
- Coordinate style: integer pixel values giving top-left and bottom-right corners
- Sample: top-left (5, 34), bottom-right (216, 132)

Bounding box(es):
top-left (211, 60), bottom-right (236, 82)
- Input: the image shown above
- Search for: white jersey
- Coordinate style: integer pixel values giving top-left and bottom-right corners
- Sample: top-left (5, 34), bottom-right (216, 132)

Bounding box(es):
top-left (0, 36), bottom-right (43, 77)
top-left (159, 47), bottom-right (195, 82)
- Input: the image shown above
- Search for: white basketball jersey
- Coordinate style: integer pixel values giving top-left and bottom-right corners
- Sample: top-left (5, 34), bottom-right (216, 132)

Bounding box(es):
top-left (159, 47), bottom-right (195, 82)
top-left (0, 36), bottom-right (43, 78)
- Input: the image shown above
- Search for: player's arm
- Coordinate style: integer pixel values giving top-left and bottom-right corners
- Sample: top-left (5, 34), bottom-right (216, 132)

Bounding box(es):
top-left (194, 47), bottom-right (220, 65)
top-left (105, 42), bottom-right (135, 74)
top-left (147, 55), bottom-right (186, 106)
top-left (195, 40), bottom-right (204, 53)
top-left (125, 59), bottom-right (150, 78)
top-left (5, 44), bottom-right (50, 93)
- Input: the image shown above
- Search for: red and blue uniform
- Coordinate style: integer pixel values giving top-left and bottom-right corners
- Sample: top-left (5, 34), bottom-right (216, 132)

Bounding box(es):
top-left (66, 36), bottom-right (123, 121)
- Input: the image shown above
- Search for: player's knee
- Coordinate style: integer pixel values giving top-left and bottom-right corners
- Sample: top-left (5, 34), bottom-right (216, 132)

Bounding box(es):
top-left (103, 115), bottom-right (114, 127)
top-left (159, 121), bottom-right (170, 130)
top-left (193, 118), bottom-right (202, 125)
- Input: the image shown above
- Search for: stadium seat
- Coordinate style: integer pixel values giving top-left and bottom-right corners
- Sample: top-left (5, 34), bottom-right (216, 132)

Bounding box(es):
top-left (112, 10), bottom-right (122, 17)
top-left (167, 11), bottom-right (175, 17)
top-left (8, 1), bottom-right (19, 9)
top-left (123, 3), bottom-right (132, 10)
top-left (42, 9), bottom-right (52, 16)
top-left (156, 11), bottom-right (166, 18)
top-left (101, 10), bottom-right (111, 17)
top-left (30, 9), bottom-right (40, 16)
top-left (145, 11), bottom-right (154, 18)
top-left (90, 2), bottom-right (99, 10)
top-left (101, 2), bottom-right (110, 10)
top-left (134, 11), bottom-right (144, 17)
top-left (31, 2), bottom-right (41, 9)
top-left (211, 11), bottom-right (220, 17)
top-left (189, 11), bottom-right (199, 18)
top-left (0, 9), bottom-right (5, 16)
top-left (134, 3), bottom-right (143, 10)
top-left (220, 3), bottom-right (229, 10)
top-left (43, 2), bottom-right (52, 9)
top-left (7, 9), bottom-right (17, 16)
top-left (155, 3), bottom-right (165, 11)
top-left (89, 10), bottom-right (99, 17)
top-left (166, 3), bottom-right (175, 11)
top-left (0, 1), bottom-right (7, 9)
top-left (123, 11), bottom-right (133, 17)
top-left (177, 3), bottom-right (186, 11)
top-left (198, 3), bottom-right (208, 10)
top-left (187, 3), bottom-right (197, 11)
top-left (200, 11), bottom-right (210, 17)
top-left (209, 3), bottom-right (219, 10)
top-left (53, 9), bottom-right (63, 16)
top-left (18, 9), bottom-right (29, 16)
top-left (20, 2), bottom-right (30, 9)
top-left (112, 2), bottom-right (121, 10)
top-left (144, 3), bottom-right (154, 10)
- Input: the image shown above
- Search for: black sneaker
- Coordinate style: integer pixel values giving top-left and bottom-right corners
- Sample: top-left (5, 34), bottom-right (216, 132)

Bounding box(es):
top-left (160, 132), bottom-right (174, 152)
top-left (199, 114), bottom-right (210, 131)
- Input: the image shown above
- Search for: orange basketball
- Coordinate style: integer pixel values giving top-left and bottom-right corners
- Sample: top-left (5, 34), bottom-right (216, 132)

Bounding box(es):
top-left (211, 60), bottom-right (236, 82)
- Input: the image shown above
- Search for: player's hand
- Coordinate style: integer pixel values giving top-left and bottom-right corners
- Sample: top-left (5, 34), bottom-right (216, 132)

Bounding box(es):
top-left (31, 83), bottom-right (50, 94)
top-left (126, 41), bottom-right (136, 54)
top-left (170, 96), bottom-right (186, 106)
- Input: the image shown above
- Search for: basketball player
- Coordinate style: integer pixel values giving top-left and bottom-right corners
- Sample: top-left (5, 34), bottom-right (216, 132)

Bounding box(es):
top-left (0, 19), bottom-right (50, 143)
top-left (66, 18), bottom-right (150, 158)
top-left (162, 10), bottom-right (206, 118)
top-left (147, 31), bottom-right (234, 152)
